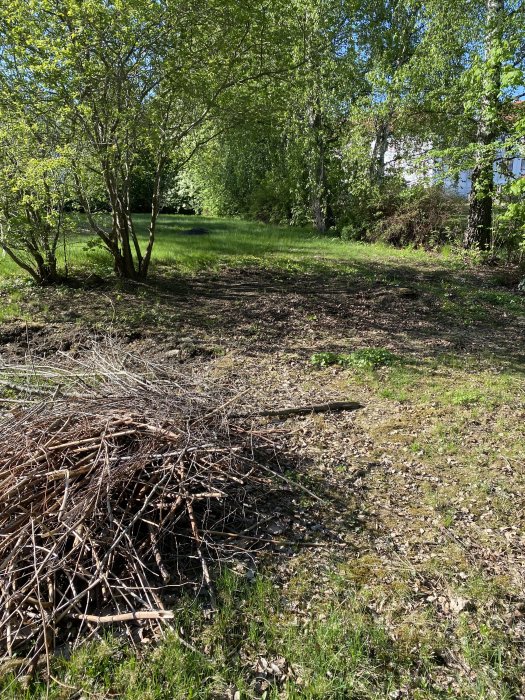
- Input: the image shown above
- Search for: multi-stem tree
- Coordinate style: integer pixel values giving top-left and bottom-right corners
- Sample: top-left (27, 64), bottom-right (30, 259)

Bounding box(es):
top-left (1, 0), bottom-right (301, 280)
top-left (0, 111), bottom-right (73, 285)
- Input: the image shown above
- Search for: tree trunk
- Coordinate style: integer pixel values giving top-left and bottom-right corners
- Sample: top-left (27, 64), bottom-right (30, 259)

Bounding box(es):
top-left (464, 163), bottom-right (494, 249)
top-left (464, 0), bottom-right (503, 250)
top-left (34, 251), bottom-right (60, 285)
top-left (140, 156), bottom-right (165, 279)
top-left (370, 118), bottom-right (390, 183)
top-left (308, 105), bottom-right (327, 234)
top-left (106, 177), bottom-right (140, 280)
top-left (110, 215), bottom-right (136, 279)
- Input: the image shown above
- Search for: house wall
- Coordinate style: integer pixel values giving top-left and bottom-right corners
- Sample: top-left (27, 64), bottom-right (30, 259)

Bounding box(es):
top-left (381, 141), bottom-right (525, 198)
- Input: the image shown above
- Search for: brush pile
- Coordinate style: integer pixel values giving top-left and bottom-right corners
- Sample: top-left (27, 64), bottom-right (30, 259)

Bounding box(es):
top-left (0, 348), bottom-right (281, 668)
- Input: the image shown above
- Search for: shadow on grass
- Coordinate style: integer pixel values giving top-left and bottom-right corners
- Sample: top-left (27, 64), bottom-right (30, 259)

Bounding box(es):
top-left (1, 233), bottom-right (524, 370)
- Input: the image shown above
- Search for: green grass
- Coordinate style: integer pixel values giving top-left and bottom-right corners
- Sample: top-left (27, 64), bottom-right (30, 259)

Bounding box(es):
top-left (368, 361), bottom-right (523, 408)
top-left (0, 213), bottom-right (446, 283)
top-left (0, 567), bottom-right (517, 700)
top-left (2, 568), bottom-right (520, 699)
top-left (311, 348), bottom-right (401, 370)
top-left (2, 214), bottom-right (524, 331)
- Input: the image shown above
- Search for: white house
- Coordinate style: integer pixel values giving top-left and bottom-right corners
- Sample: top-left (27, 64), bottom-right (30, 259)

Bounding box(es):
top-left (381, 140), bottom-right (525, 197)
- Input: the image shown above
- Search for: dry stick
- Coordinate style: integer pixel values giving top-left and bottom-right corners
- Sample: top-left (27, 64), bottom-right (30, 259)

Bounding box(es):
top-left (48, 462), bottom-right (182, 623)
top-left (5, 562), bottom-right (14, 658)
top-left (135, 422), bottom-right (185, 440)
top-left (72, 610), bottom-right (174, 624)
top-left (203, 529), bottom-right (349, 548)
top-left (2, 527), bottom-right (65, 629)
top-left (40, 415), bottom-right (74, 449)
top-left (57, 469), bottom-right (70, 523)
top-left (0, 379), bottom-right (50, 396)
top-left (2, 366), bottom-right (313, 664)
top-left (95, 467), bottom-right (175, 572)
top-left (195, 388), bottom-right (252, 424)
top-left (46, 429), bottom-right (138, 452)
top-left (231, 400), bottom-right (364, 419)
top-left (185, 499), bottom-right (216, 608)
top-left (30, 521), bottom-right (51, 687)
top-left (148, 524), bottom-right (171, 583)
top-left (71, 608), bottom-right (203, 656)
top-left (241, 454), bottom-right (327, 505)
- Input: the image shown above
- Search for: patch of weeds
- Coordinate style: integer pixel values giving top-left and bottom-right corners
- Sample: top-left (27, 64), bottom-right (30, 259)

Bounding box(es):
top-left (430, 353), bottom-right (468, 370)
top-left (442, 510), bottom-right (455, 527)
top-left (311, 347), bottom-right (400, 370)
top-left (448, 388), bottom-right (485, 406)
top-left (0, 300), bottom-right (23, 322)
top-left (431, 422), bottom-right (462, 456)
top-left (375, 364), bottom-right (421, 402)
top-left (379, 386), bottom-right (410, 402)
top-left (409, 440), bottom-right (424, 454)
top-left (0, 287), bottom-right (31, 322)
top-left (477, 289), bottom-right (525, 314)
top-left (310, 351), bottom-right (340, 368)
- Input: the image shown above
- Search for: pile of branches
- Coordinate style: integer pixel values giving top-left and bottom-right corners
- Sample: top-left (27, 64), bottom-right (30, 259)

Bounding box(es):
top-left (0, 348), bottom-right (281, 670)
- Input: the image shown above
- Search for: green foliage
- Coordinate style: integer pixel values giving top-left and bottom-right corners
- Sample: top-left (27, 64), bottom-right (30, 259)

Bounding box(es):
top-left (310, 351), bottom-right (341, 368)
top-left (0, 0), bottom-right (305, 280)
top-left (311, 348), bottom-right (400, 370)
top-left (367, 185), bottom-right (467, 248)
top-left (186, 128), bottom-right (295, 223)
top-left (0, 0), bottom-right (524, 275)
top-left (0, 114), bottom-right (74, 284)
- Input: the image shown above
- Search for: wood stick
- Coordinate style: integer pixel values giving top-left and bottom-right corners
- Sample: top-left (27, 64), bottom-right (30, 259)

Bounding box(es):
top-left (72, 610), bottom-right (174, 623)
top-left (185, 499), bottom-right (216, 608)
top-left (148, 524), bottom-right (170, 584)
top-left (231, 400), bottom-right (363, 419)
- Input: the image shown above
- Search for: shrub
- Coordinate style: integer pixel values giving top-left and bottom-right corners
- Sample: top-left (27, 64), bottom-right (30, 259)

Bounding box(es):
top-left (367, 185), bottom-right (467, 248)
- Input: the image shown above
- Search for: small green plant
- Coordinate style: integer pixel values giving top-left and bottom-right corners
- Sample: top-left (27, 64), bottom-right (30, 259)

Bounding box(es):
top-left (346, 348), bottom-right (399, 369)
top-left (310, 351), bottom-right (340, 368)
top-left (449, 389), bottom-right (484, 406)
top-left (311, 348), bottom-right (399, 370)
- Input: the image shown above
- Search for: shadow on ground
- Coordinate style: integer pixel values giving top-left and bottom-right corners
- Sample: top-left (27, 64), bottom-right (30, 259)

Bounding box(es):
top-left (0, 259), bottom-right (524, 369)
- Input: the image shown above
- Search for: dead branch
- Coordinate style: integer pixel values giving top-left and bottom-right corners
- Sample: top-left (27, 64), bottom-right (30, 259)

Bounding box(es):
top-left (231, 401), bottom-right (363, 419)
top-left (0, 349), bottom-right (291, 674)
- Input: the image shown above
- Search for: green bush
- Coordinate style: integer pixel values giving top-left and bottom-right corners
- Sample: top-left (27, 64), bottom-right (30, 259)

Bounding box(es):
top-left (368, 185), bottom-right (467, 248)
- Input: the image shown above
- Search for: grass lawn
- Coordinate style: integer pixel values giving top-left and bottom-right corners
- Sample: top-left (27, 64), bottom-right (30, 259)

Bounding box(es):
top-left (1, 215), bottom-right (525, 699)
top-left (0, 214), bottom-right (438, 281)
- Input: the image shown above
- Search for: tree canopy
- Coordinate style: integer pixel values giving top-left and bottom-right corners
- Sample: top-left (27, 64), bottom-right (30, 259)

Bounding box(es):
top-left (0, 0), bottom-right (524, 282)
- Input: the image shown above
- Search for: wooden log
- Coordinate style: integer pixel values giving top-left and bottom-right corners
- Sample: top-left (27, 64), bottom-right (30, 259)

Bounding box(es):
top-left (232, 401), bottom-right (363, 419)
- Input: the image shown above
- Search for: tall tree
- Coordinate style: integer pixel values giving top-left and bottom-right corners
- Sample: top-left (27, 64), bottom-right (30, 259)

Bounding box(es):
top-left (419, 0), bottom-right (524, 250)
top-left (464, 0), bottom-right (505, 249)
top-left (291, 0), bottom-right (364, 232)
top-left (353, 0), bottom-right (426, 184)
